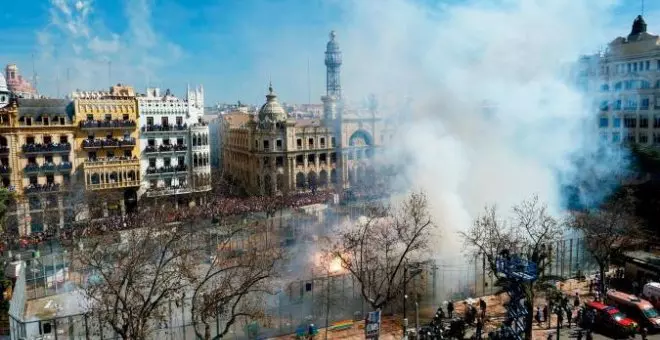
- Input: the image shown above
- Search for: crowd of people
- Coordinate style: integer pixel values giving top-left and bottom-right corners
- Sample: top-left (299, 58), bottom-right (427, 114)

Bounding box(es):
top-left (7, 187), bottom-right (386, 251)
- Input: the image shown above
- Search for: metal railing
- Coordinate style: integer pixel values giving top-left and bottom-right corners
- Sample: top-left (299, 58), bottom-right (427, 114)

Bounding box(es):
top-left (21, 143), bottom-right (71, 154)
top-left (141, 124), bottom-right (187, 133)
top-left (24, 183), bottom-right (61, 194)
top-left (86, 180), bottom-right (140, 190)
top-left (145, 165), bottom-right (188, 175)
top-left (81, 138), bottom-right (136, 149)
top-left (79, 120), bottom-right (137, 129)
top-left (83, 158), bottom-right (140, 169)
top-left (143, 144), bottom-right (187, 154)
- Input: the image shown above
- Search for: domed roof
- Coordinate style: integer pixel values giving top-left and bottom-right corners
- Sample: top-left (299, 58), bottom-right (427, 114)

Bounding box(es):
top-left (0, 72), bottom-right (8, 93)
top-left (326, 30), bottom-right (340, 52)
top-left (258, 84), bottom-right (287, 123)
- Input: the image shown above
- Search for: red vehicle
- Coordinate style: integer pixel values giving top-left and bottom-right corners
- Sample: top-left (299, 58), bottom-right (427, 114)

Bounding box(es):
top-left (583, 301), bottom-right (638, 337)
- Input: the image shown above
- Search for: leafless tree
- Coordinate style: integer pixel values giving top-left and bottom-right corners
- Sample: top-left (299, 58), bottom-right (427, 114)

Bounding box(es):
top-left (188, 219), bottom-right (281, 340)
top-left (460, 195), bottom-right (563, 340)
top-left (330, 191), bottom-right (436, 310)
top-left (566, 188), bottom-right (645, 294)
top-left (72, 216), bottom-right (193, 340)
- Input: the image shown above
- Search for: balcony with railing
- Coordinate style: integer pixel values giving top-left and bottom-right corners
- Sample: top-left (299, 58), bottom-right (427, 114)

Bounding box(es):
top-left (79, 119), bottom-right (137, 130)
top-left (22, 143), bottom-right (71, 155)
top-left (145, 185), bottom-right (192, 197)
top-left (143, 144), bottom-right (187, 154)
top-left (24, 183), bottom-right (61, 195)
top-left (141, 124), bottom-right (187, 134)
top-left (83, 157), bottom-right (140, 170)
top-left (24, 162), bottom-right (73, 174)
top-left (0, 146), bottom-right (8, 155)
top-left (145, 165), bottom-right (188, 176)
top-left (81, 138), bottom-right (136, 149)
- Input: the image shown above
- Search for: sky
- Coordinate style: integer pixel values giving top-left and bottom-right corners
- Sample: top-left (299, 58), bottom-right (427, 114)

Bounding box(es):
top-left (0, 0), bottom-right (657, 105)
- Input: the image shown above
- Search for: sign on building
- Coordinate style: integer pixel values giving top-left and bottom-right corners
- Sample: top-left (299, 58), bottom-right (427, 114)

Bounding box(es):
top-left (365, 309), bottom-right (381, 339)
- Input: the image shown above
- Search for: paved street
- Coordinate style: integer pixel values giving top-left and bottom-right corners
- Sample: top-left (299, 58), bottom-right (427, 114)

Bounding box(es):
top-left (539, 326), bottom-right (660, 340)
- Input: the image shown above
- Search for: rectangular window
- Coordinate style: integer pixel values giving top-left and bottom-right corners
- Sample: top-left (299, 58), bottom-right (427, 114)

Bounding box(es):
top-left (276, 139), bottom-right (282, 149)
top-left (26, 136), bottom-right (35, 144)
top-left (43, 136), bottom-right (52, 144)
top-left (646, 60), bottom-right (651, 70)
top-left (320, 137), bottom-right (326, 146)
top-left (106, 151), bottom-right (114, 158)
top-left (176, 116), bottom-right (183, 126)
top-left (59, 136), bottom-right (68, 144)
top-left (178, 156), bottom-right (185, 165)
top-left (614, 100), bottom-right (621, 110)
top-left (624, 116), bottom-right (637, 128)
top-left (43, 117), bottom-right (49, 126)
top-left (626, 133), bottom-right (636, 143)
top-left (104, 114), bottom-right (111, 121)
top-left (161, 117), bottom-right (169, 126)
top-left (613, 132), bottom-right (621, 143)
top-left (599, 117), bottom-right (608, 128)
top-left (331, 137), bottom-right (336, 147)
top-left (613, 117), bottom-right (621, 128)
top-left (147, 117), bottom-right (154, 126)
top-left (307, 154), bottom-right (316, 163)
top-left (177, 138), bottom-right (184, 145)
top-left (295, 155), bottom-right (303, 165)
top-left (600, 100), bottom-right (609, 111)
top-left (88, 152), bottom-right (97, 160)
top-left (639, 132), bottom-right (649, 144)
top-left (641, 98), bottom-right (650, 110)
top-left (46, 175), bottom-right (54, 184)
top-left (29, 176), bottom-right (38, 185)
top-left (149, 158), bottom-right (156, 167)
top-left (308, 138), bottom-right (314, 147)
top-left (296, 138), bottom-right (302, 148)
top-left (45, 155), bottom-right (53, 163)
top-left (276, 157), bottom-right (284, 167)
top-left (86, 114), bottom-right (93, 121)
top-left (263, 140), bottom-right (269, 150)
top-left (162, 138), bottom-right (171, 146)
top-left (164, 158), bottom-right (171, 167)
top-left (655, 116), bottom-right (660, 128)
top-left (122, 114), bottom-right (129, 121)
top-left (640, 115), bottom-right (649, 128)
top-left (123, 150), bottom-right (131, 158)
top-left (148, 139), bottom-right (155, 146)
top-left (654, 133), bottom-right (660, 144)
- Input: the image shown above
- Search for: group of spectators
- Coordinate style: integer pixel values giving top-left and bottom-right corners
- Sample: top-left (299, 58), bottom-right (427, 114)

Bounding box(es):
top-left (8, 187), bottom-right (386, 250)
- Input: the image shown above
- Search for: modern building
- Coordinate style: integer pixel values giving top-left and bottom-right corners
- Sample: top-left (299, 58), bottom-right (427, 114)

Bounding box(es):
top-left (4, 64), bottom-right (37, 99)
top-left (0, 73), bottom-right (76, 234)
top-left (579, 15), bottom-right (660, 146)
top-left (137, 86), bottom-right (212, 201)
top-left (221, 31), bottom-right (392, 196)
top-left (70, 84), bottom-right (141, 217)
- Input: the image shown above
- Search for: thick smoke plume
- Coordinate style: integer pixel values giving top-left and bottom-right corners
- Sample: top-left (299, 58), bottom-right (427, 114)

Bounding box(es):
top-left (335, 0), bottom-right (626, 253)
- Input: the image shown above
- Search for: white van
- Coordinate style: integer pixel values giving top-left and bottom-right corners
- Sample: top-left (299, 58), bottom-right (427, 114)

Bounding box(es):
top-left (642, 282), bottom-right (660, 307)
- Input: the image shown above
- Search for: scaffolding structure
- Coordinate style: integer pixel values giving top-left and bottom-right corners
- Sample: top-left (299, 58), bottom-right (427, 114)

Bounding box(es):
top-left (495, 254), bottom-right (538, 340)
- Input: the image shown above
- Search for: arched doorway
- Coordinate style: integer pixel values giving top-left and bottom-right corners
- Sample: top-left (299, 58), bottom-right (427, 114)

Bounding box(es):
top-left (296, 172), bottom-right (306, 189)
top-left (308, 171), bottom-right (317, 192)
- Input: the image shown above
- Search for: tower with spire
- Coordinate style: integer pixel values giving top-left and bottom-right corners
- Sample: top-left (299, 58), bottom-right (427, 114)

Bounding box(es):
top-left (325, 30), bottom-right (342, 98)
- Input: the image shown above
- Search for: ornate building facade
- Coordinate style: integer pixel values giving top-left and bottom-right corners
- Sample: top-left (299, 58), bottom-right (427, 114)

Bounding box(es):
top-left (0, 73), bottom-right (76, 234)
top-left (579, 15), bottom-right (660, 146)
top-left (137, 86), bottom-right (211, 201)
top-left (71, 84), bottom-right (141, 217)
top-left (221, 31), bottom-right (390, 196)
top-left (4, 64), bottom-right (37, 99)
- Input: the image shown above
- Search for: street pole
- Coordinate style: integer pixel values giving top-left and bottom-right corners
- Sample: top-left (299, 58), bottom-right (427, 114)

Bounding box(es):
top-left (415, 301), bottom-right (419, 334)
top-left (403, 266), bottom-right (408, 336)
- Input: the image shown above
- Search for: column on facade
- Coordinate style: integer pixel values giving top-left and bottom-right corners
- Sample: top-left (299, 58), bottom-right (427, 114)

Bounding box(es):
top-left (287, 157), bottom-right (295, 192)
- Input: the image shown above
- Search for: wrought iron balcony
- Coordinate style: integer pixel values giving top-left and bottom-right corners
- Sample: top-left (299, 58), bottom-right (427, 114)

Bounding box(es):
top-left (22, 143), bottom-right (71, 154)
top-left (24, 162), bottom-right (73, 174)
top-left (84, 157), bottom-right (140, 169)
top-left (145, 185), bottom-right (192, 197)
top-left (0, 146), bottom-right (8, 155)
top-left (79, 119), bottom-right (137, 130)
top-left (81, 138), bottom-right (136, 149)
top-left (141, 124), bottom-right (187, 133)
top-left (143, 144), bottom-right (188, 154)
top-left (0, 165), bottom-right (10, 174)
top-left (145, 165), bottom-right (188, 175)
top-left (24, 183), bottom-right (61, 195)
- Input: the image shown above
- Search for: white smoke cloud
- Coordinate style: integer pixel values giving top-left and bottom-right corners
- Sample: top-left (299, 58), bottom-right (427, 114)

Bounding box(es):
top-left (331, 0), bottom-right (626, 253)
top-left (34, 0), bottom-right (183, 95)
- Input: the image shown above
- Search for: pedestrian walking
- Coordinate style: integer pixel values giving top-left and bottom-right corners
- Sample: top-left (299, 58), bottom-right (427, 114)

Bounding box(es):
top-left (447, 300), bottom-right (454, 318)
top-left (543, 304), bottom-right (548, 322)
top-left (574, 292), bottom-right (580, 308)
top-left (566, 307), bottom-right (573, 328)
top-left (476, 318), bottom-right (483, 340)
top-left (479, 298), bottom-right (487, 319)
top-left (557, 308), bottom-right (564, 329)
top-left (589, 280), bottom-right (593, 294)
top-left (535, 306), bottom-right (542, 326)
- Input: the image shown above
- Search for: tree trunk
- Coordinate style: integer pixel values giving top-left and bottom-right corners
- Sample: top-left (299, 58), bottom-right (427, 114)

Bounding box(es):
top-left (205, 323), bottom-right (211, 340)
top-left (599, 263), bottom-right (606, 296)
top-left (524, 292), bottom-right (534, 340)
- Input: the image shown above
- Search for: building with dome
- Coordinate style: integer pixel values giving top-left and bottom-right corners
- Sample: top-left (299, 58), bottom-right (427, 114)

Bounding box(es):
top-left (4, 64), bottom-right (37, 99)
top-left (579, 15), bottom-right (660, 146)
top-left (221, 31), bottom-right (393, 196)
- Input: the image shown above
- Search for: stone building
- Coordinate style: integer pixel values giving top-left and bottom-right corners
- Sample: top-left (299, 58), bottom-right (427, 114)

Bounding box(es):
top-left (221, 31), bottom-right (391, 196)
top-left (0, 73), bottom-right (76, 233)
top-left (579, 15), bottom-right (660, 145)
top-left (4, 64), bottom-right (37, 99)
top-left (70, 84), bottom-right (141, 217)
top-left (137, 86), bottom-right (212, 201)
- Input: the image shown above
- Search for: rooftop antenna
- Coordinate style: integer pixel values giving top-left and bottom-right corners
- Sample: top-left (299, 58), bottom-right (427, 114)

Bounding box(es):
top-left (31, 53), bottom-right (38, 95)
top-left (642, 0), bottom-right (645, 16)
top-left (307, 56), bottom-right (311, 105)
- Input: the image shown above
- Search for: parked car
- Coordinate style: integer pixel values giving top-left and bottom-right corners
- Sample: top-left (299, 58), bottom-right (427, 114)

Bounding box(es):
top-left (607, 289), bottom-right (660, 331)
top-left (582, 301), bottom-right (638, 337)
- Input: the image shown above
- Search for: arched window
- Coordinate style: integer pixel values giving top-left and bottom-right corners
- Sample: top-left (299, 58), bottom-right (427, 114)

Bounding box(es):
top-left (193, 154), bottom-right (198, 167)
top-left (614, 82), bottom-right (623, 91)
top-left (127, 171), bottom-right (136, 181)
top-left (91, 173), bottom-right (100, 184)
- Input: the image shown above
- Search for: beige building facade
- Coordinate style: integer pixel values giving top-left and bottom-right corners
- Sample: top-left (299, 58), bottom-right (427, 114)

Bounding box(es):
top-left (222, 32), bottom-right (391, 196)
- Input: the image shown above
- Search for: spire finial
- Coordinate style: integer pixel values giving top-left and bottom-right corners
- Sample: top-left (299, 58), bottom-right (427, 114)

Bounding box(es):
top-left (330, 30), bottom-right (336, 41)
top-left (268, 81), bottom-right (273, 94)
